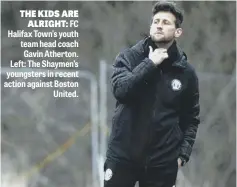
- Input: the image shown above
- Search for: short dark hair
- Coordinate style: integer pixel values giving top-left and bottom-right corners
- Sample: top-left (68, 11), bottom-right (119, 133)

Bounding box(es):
top-left (152, 1), bottom-right (184, 28)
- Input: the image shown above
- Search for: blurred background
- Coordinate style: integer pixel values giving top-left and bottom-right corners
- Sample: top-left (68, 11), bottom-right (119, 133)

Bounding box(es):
top-left (1, 1), bottom-right (236, 187)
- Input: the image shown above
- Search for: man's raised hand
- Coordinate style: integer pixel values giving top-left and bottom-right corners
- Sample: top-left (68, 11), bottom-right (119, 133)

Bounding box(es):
top-left (148, 46), bottom-right (168, 65)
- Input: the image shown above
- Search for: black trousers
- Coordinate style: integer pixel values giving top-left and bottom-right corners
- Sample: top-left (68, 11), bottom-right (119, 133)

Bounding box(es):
top-left (104, 159), bottom-right (178, 187)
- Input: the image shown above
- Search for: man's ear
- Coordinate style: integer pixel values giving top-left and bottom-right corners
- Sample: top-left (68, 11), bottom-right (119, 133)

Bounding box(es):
top-left (175, 28), bottom-right (183, 38)
top-left (150, 16), bottom-right (153, 25)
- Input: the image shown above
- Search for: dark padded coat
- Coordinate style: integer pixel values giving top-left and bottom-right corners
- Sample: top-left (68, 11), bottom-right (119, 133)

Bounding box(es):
top-left (106, 37), bottom-right (200, 168)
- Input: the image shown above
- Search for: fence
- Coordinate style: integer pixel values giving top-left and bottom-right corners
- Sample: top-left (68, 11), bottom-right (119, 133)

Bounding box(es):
top-left (1, 67), bottom-right (99, 187)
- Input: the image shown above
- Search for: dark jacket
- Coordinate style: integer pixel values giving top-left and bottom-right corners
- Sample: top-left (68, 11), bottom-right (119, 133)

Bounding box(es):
top-left (106, 37), bottom-right (200, 168)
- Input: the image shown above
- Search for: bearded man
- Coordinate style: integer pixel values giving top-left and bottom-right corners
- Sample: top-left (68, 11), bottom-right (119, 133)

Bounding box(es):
top-left (104, 2), bottom-right (200, 187)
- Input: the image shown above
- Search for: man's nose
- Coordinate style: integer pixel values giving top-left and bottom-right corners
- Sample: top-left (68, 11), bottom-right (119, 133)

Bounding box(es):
top-left (156, 22), bottom-right (163, 29)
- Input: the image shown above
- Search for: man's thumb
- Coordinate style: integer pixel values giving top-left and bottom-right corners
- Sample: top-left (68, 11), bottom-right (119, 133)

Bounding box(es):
top-left (149, 46), bottom-right (153, 53)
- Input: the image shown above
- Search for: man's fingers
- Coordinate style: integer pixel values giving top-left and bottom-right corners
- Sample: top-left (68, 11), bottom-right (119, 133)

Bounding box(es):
top-left (154, 48), bottom-right (167, 53)
top-left (149, 46), bottom-right (167, 53)
top-left (163, 52), bottom-right (169, 58)
top-left (154, 50), bottom-right (168, 57)
top-left (177, 158), bottom-right (182, 168)
top-left (149, 46), bottom-right (153, 53)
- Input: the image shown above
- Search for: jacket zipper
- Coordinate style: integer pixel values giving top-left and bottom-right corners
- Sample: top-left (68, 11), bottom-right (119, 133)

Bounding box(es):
top-left (145, 69), bottom-right (163, 171)
top-left (152, 69), bottom-right (163, 117)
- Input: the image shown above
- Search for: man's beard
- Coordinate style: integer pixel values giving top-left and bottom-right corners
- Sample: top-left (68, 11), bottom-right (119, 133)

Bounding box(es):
top-left (150, 34), bottom-right (173, 44)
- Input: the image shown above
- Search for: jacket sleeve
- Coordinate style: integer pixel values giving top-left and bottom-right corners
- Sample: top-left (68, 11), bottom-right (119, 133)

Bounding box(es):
top-left (111, 51), bottom-right (157, 104)
top-left (179, 70), bottom-right (200, 162)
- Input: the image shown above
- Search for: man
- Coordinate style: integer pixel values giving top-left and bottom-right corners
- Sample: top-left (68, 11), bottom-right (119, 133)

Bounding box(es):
top-left (104, 1), bottom-right (200, 187)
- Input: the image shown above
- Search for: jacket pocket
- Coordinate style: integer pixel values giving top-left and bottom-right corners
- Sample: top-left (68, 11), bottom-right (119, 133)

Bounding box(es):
top-left (166, 120), bottom-right (183, 145)
top-left (175, 120), bottom-right (183, 141)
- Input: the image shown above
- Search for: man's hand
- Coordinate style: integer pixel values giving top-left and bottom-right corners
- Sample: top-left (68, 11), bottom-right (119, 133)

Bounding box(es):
top-left (177, 158), bottom-right (182, 169)
top-left (148, 46), bottom-right (168, 65)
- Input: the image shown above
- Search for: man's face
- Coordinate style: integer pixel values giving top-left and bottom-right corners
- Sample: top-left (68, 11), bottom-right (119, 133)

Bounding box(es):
top-left (150, 11), bottom-right (182, 44)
